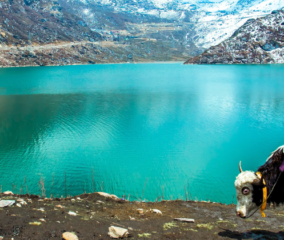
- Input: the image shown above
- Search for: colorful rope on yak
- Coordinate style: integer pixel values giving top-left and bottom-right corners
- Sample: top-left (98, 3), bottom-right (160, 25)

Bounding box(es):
top-left (256, 172), bottom-right (267, 218)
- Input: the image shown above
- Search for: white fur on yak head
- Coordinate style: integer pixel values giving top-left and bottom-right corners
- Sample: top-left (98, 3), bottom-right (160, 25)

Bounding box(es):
top-left (234, 162), bottom-right (263, 218)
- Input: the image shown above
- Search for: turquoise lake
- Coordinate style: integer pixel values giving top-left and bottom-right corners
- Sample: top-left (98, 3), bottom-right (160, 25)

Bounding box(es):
top-left (0, 63), bottom-right (283, 203)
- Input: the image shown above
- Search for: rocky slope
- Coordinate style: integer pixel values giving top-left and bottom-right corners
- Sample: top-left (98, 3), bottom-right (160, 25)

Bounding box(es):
top-left (0, 0), bottom-right (198, 67)
top-left (185, 9), bottom-right (284, 64)
top-left (0, 0), bottom-right (101, 47)
top-left (64, 0), bottom-right (284, 49)
top-left (58, 0), bottom-right (201, 59)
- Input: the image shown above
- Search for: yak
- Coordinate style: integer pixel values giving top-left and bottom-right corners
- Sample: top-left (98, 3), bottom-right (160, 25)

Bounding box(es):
top-left (235, 145), bottom-right (284, 218)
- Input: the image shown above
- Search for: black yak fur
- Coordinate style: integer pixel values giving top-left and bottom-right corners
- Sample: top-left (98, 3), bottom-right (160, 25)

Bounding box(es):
top-left (253, 146), bottom-right (284, 205)
top-left (252, 184), bottom-right (263, 207)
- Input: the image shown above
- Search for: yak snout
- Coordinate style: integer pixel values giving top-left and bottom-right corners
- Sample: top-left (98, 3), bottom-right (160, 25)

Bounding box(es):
top-left (236, 210), bottom-right (246, 218)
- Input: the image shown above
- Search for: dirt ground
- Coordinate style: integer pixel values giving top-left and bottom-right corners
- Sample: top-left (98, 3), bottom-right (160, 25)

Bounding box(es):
top-left (0, 192), bottom-right (284, 240)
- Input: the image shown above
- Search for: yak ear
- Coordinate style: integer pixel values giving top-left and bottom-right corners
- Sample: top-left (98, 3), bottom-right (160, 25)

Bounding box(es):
top-left (252, 178), bottom-right (263, 186)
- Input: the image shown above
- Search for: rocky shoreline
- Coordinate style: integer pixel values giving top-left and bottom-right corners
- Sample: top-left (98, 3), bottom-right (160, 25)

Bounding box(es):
top-left (0, 41), bottom-right (188, 68)
top-left (0, 191), bottom-right (284, 239)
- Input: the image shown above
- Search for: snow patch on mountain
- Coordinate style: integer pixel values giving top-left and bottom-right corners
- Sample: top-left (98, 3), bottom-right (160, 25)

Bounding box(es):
top-left (191, 0), bottom-right (284, 48)
top-left (160, 10), bottom-right (180, 19)
top-left (185, 9), bottom-right (284, 64)
top-left (66, 0), bottom-right (284, 50)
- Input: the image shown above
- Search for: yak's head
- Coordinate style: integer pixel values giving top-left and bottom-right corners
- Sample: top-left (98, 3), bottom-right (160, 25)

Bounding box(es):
top-left (234, 162), bottom-right (264, 218)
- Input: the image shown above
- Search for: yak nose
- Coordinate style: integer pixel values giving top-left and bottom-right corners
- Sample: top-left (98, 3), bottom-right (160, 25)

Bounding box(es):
top-left (236, 211), bottom-right (245, 218)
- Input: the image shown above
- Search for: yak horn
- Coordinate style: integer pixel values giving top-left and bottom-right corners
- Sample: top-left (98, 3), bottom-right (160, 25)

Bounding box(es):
top-left (239, 161), bottom-right (243, 173)
top-left (252, 178), bottom-right (262, 186)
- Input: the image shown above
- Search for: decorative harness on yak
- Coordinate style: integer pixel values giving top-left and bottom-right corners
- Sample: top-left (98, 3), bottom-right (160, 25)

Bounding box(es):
top-left (246, 166), bottom-right (284, 218)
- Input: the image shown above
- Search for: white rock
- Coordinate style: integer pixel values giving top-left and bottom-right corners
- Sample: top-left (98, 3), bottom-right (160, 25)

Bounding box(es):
top-left (62, 232), bottom-right (79, 240)
top-left (97, 192), bottom-right (119, 200)
top-left (0, 200), bottom-right (15, 207)
top-left (3, 191), bottom-right (13, 195)
top-left (56, 204), bottom-right (65, 208)
top-left (20, 201), bottom-right (27, 205)
top-left (16, 203), bottom-right (22, 207)
top-left (39, 218), bottom-right (46, 222)
top-left (108, 226), bottom-right (129, 239)
top-left (151, 209), bottom-right (162, 215)
top-left (174, 218), bottom-right (195, 223)
top-left (68, 211), bottom-right (77, 216)
top-left (37, 208), bottom-right (45, 212)
top-left (137, 208), bottom-right (144, 214)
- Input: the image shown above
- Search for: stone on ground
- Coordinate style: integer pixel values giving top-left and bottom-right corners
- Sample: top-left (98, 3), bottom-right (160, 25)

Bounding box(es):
top-left (0, 200), bottom-right (15, 207)
top-left (174, 218), bottom-right (195, 223)
top-left (97, 192), bottom-right (119, 200)
top-left (62, 232), bottom-right (79, 240)
top-left (108, 226), bottom-right (129, 239)
top-left (151, 209), bottom-right (162, 215)
top-left (3, 191), bottom-right (13, 195)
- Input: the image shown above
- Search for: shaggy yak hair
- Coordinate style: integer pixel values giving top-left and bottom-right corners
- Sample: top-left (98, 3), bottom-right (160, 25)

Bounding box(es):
top-left (257, 146), bottom-right (284, 205)
top-left (235, 145), bottom-right (284, 218)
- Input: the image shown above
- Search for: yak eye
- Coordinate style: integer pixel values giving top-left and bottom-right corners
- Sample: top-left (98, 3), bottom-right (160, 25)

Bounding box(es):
top-left (242, 187), bottom-right (250, 195)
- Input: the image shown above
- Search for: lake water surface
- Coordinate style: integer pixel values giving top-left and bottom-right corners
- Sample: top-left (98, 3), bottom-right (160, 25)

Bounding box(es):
top-left (0, 63), bottom-right (283, 203)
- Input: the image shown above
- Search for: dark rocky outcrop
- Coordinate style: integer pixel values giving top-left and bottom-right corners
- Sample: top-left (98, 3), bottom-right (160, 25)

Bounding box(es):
top-left (185, 9), bottom-right (284, 64)
top-left (0, 0), bottom-right (101, 47)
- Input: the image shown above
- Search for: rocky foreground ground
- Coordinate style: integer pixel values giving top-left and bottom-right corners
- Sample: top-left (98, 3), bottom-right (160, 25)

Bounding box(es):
top-left (1, 192), bottom-right (284, 239)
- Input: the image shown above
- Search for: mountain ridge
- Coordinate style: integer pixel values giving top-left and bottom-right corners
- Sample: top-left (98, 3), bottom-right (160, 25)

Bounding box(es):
top-left (184, 8), bottom-right (284, 64)
top-left (0, 0), bottom-right (101, 47)
top-left (0, 0), bottom-right (284, 67)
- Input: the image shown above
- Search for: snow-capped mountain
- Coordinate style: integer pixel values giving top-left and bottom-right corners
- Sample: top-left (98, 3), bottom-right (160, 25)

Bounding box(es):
top-left (73, 0), bottom-right (283, 16)
top-left (189, 0), bottom-right (283, 48)
top-left (0, 0), bottom-right (283, 67)
top-left (67, 0), bottom-right (284, 48)
top-left (185, 8), bottom-right (284, 64)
